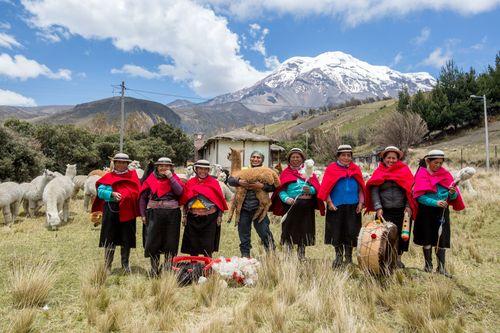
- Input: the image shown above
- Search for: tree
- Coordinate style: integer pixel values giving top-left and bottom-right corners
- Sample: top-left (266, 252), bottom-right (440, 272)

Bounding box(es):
top-left (310, 128), bottom-right (341, 164)
top-left (397, 87), bottom-right (411, 113)
top-left (149, 122), bottom-right (194, 164)
top-left (375, 112), bottom-right (427, 154)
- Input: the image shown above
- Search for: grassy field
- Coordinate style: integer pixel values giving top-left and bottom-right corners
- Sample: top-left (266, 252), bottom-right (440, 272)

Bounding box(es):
top-left (1, 172), bottom-right (499, 332)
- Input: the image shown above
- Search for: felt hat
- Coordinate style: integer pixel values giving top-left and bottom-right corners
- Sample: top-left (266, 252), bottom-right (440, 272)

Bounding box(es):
top-left (287, 148), bottom-right (305, 162)
top-left (336, 144), bottom-right (353, 156)
top-left (193, 159), bottom-right (211, 169)
top-left (425, 149), bottom-right (445, 160)
top-left (111, 153), bottom-right (132, 163)
top-left (379, 146), bottom-right (404, 160)
top-left (155, 157), bottom-right (173, 166)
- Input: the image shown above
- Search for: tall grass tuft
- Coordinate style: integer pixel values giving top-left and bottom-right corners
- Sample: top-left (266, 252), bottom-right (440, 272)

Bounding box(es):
top-left (9, 260), bottom-right (55, 308)
top-left (151, 272), bottom-right (178, 311)
top-left (7, 309), bottom-right (36, 333)
top-left (194, 274), bottom-right (227, 307)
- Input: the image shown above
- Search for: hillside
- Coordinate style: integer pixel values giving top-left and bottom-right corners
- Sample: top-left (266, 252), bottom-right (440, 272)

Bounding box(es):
top-left (37, 97), bottom-right (181, 129)
top-left (0, 105), bottom-right (73, 121)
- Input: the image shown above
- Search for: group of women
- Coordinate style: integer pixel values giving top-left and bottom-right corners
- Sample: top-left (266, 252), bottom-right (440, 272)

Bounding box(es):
top-left (92, 144), bottom-right (464, 278)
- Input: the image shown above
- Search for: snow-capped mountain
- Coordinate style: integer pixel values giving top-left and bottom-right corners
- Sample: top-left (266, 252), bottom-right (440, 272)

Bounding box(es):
top-left (204, 51), bottom-right (435, 113)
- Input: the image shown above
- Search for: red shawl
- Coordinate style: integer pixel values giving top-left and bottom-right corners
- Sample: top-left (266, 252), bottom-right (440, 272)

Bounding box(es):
top-left (140, 172), bottom-right (183, 198)
top-left (91, 170), bottom-right (141, 222)
top-left (413, 166), bottom-right (465, 211)
top-left (318, 162), bottom-right (366, 202)
top-left (270, 166), bottom-right (325, 216)
top-left (180, 176), bottom-right (228, 211)
top-left (365, 161), bottom-right (417, 219)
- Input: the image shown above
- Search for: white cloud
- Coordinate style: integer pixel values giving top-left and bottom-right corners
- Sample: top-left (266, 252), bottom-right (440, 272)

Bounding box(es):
top-left (204, 0), bottom-right (500, 26)
top-left (0, 53), bottom-right (72, 80)
top-left (111, 64), bottom-right (162, 79)
top-left (0, 32), bottom-right (22, 49)
top-left (0, 22), bottom-right (11, 30)
top-left (264, 55), bottom-right (280, 70)
top-left (0, 88), bottom-right (37, 106)
top-left (21, 0), bottom-right (268, 97)
top-left (412, 27), bottom-right (431, 45)
top-left (421, 47), bottom-right (452, 68)
top-left (246, 23), bottom-right (279, 69)
top-left (392, 52), bottom-right (403, 66)
top-left (471, 36), bottom-right (487, 50)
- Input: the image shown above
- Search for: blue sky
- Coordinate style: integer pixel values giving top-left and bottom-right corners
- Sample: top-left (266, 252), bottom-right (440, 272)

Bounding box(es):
top-left (0, 0), bottom-right (499, 107)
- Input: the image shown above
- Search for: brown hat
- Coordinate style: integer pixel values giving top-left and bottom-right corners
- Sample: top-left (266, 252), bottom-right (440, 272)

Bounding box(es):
top-left (287, 148), bottom-right (305, 162)
top-left (378, 146), bottom-right (404, 160)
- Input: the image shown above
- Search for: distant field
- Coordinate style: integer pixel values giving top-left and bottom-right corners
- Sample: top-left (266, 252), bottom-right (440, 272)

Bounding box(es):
top-left (1, 172), bottom-right (499, 332)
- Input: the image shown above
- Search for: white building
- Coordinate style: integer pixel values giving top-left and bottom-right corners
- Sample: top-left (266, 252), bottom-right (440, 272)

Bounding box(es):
top-left (197, 130), bottom-right (278, 169)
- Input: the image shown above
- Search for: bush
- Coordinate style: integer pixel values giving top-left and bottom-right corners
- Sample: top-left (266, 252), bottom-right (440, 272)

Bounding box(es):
top-left (375, 112), bottom-right (427, 154)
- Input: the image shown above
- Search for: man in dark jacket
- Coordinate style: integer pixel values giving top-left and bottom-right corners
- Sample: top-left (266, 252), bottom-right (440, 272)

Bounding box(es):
top-left (227, 151), bottom-right (276, 257)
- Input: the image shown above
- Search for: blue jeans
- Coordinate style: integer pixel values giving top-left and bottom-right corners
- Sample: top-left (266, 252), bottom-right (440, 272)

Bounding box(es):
top-left (238, 209), bottom-right (275, 257)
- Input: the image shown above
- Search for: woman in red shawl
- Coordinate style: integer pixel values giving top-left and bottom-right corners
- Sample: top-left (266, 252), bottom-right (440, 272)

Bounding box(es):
top-left (180, 160), bottom-right (228, 257)
top-left (139, 157), bottom-right (184, 277)
top-left (365, 146), bottom-right (417, 268)
top-left (92, 153), bottom-right (141, 274)
top-left (271, 148), bottom-right (324, 260)
top-left (413, 150), bottom-right (465, 277)
top-left (318, 145), bottom-right (366, 268)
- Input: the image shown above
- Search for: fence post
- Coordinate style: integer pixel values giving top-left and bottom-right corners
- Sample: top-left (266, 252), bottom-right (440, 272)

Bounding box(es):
top-left (495, 145), bottom-right (498, 171)
top-left (460, 148), bottom-right (463, 169)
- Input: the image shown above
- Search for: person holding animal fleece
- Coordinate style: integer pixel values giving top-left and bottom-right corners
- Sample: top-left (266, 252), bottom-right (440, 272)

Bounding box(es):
top-left (413, 150), bottom-right (465, 278)
top-left (180, 160), bottom-right (228, 257)
top-left (139, 157), bottom-right (184, 277)
top-left (318, 145), bottom-right (366, 268)
top-left (92, 153), bottom-right (141, 274)
top-left (227, 150), bottom-right (277, 258)
top-left (271, 148), bottom-right (324, 260)
top-left (365, 146), bottom-right (417, 268)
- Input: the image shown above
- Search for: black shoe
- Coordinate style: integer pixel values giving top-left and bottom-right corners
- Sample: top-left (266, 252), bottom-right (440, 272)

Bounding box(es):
top-left (397, 260), bottom-right (405, 269)
top-left (423, 248), bottom-right (433, 273)
top-left (344, 245), bottom-right (353, 265)
top-left (436, 248), bottom-right (452, 278)
top-left (333, 246), bottom-right (344, 269)
top-left (298, 245), bottom-right (306, 261)
top-left (121, 247), bottom-right (131, 274)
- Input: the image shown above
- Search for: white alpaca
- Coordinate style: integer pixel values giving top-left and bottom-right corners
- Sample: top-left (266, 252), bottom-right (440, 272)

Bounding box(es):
top-left (83, 175), bottom-right (100, 212)
top-left (22, 170), bottom-right (57, 217)
top-left (19, 182), bottom-right (32, 215)
top-left (0, 182), bottom-right (23, 225)
top-left (43, 165), bottom-right (77, 230)
top-left (362, 172), bottom-right (371, 181)
top-left (177, 165), bottom-right (195, 184)
top-left (218, 177), bottom-right (234, 202)
top-left (72, 175), bottom-right (88, 197)
top-left (128, 160), bottom-right (144, 179)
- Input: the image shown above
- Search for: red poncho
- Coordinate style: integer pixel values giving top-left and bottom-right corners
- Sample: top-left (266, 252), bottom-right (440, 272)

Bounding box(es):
top-left (91, 170), bottom-right (141, 222)
top-left (413, 166), bottom-right (465, 211)
top-left (318, 162), bottom-right (366, 202)
top-left (365, 161), bottom-right (418, 219)
top-left (140, 172), bottom-right (183, 198)
top-left (270, 166), bottom-right (325, 216)
top-left (180, 176), bottom-right (228, 211)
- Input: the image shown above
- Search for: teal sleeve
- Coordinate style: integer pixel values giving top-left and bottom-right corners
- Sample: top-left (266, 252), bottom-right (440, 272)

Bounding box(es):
top-left (97, 185), bottom-right (114, 202)
top-left (449, 191), bottom-right (458, 200)
top-left (417, 193), bottom-right (439, 207)
top-left (279, 190), bottom-right (290, 203)
top-left (308, 184), bottom-right (316, 195)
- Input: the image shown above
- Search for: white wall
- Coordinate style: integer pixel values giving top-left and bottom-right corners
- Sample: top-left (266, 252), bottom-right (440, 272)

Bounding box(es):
top-left (201, 139), bottom-right (271, 169)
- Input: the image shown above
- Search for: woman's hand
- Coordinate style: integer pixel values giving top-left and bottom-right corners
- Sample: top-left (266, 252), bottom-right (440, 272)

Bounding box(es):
top-left (327, 201), bottom-right (337, 211)
top-left (404, 207), bottom-right (412, 217)
top-left (302, 186), bottom-right (311, 194)
top-left (182, 215), bottom-right (187, 226)
top-left (247, 181), bottom-right (264, 190)
top-left (163, 169), bottom-right (173, 178)
top-left (437, 200), bottom-right (448, 208)
top-left (216, 214), bottom-right (222, 226)
top-left (356, 202), bottom-right (364, 214)
top-left (448, 186), bottom-right (456, 195)
top-left (112, 192), bottom-right (122, 201)
top-left (376, 208), bottom-right (383, 219)
top-left (286, 198), bottom-right (295, 205)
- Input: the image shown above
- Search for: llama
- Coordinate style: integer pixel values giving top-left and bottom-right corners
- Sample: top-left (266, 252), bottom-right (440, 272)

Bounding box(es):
top-left (22, 170), bottom-right (57, 217)
top-left (226, 147), bottom-right (280, 224)
top-left (43, 165), bottom-right (76, 230)
top-left (0, 182), bottom-right (23, 225)
top-left (88, 169), bottom-right (108, 177)
top-left (83, 175), bottom-right (100, 212)
top-left (72, 175), bottom-right (88, 197)
top-left (128, 160), bottom-right (144, 179)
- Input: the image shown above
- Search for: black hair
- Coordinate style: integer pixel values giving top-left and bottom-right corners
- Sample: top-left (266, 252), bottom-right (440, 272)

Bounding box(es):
top-left (141, 161), bottom-right (155, 184)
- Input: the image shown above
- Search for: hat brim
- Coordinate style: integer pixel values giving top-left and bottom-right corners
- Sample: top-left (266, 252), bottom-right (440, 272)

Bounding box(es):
top-left (425, 155), bottom-right (445, 160)
top-left (155, 162), bottom-right (173, 166)
top-left (379, 149), bottom-right (404, 160)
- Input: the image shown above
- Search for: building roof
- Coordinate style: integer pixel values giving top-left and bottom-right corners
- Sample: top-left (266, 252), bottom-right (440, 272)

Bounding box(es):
top-left (198, 129), bottom-right (276, 151)
top-left (270, 144), bottom-right (285, 151)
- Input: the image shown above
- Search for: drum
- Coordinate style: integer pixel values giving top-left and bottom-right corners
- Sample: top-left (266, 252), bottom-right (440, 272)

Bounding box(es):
top-left (357, 218), bottom-right (398, 275)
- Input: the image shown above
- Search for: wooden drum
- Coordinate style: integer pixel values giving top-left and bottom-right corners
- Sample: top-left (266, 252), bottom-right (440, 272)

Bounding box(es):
top-left (357, 219), bottom-right (398, 275)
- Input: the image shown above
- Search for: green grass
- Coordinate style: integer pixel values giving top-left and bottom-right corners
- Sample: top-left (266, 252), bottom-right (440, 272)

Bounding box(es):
top-left (1, 172), bottom-right (499, 332)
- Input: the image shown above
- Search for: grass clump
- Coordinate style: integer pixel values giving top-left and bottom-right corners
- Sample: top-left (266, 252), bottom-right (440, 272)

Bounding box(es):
top-left (9, 260), bottom-right (55, 309)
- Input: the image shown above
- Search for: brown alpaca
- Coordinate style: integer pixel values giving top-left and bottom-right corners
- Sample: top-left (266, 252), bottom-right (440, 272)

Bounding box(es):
top-left (88, 169), bottom-right (108, 177)
top-left (227, 147), bottom-right (280, 223)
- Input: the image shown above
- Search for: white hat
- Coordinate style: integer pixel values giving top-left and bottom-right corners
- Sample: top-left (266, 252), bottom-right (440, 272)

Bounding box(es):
top-left (155, 157), bottom-right (173, 165)
top-left (193, 159), bottom-right (211, 169)
top-left (111, 153), bottom-right (132, 162)
top-left (379, 146), bottom-right (404, 160)
top-left (425, 149), bottom-right (445, 160)
top-left (336, 144), bottom-right (353, 155)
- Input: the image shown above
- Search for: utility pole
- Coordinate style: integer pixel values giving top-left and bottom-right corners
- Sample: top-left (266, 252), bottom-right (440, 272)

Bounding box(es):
top-left (470, 94), bottom-right (489, 172)
top-left (119, 81), bottom-right (125, 153)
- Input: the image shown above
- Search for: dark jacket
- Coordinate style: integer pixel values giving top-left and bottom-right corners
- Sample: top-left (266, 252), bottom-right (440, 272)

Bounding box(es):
top-left (370, 180), bottom-right (408, 210)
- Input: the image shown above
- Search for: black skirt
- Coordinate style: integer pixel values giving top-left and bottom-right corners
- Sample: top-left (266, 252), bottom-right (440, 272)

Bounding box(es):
top-left (324, 204), bottom-right (361, 247)
top-left (144, 208), bottom-right (181, 258)
top-left (382, 207), bottom-right (411, 254)
top-left (99, 202), bottom-right (136, 248)
top-left (281, 198), bottom-right (316, 246)
top-left (413, 203), bottom-right (450, 248)
top-left (181, 211), bottom-right (220, 257)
